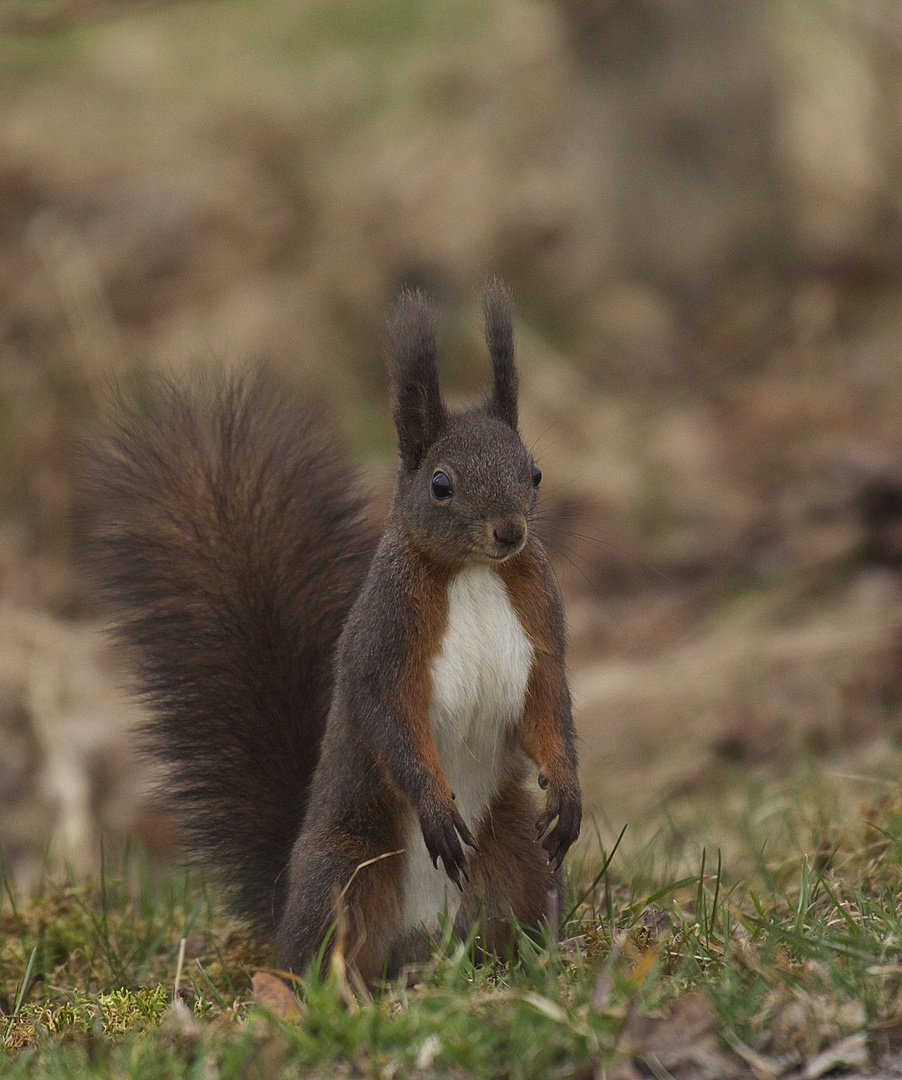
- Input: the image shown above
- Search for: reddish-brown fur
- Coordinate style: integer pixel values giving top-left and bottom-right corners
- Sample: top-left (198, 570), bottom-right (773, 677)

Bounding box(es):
top-left (499, 546), bottom-right (580, 868)
top-left (460, 772), bottom-right (559, 956)
top-left (83, 285), bottom-right (580, 983)
top-left (393, 552), bottom-right (457, 802)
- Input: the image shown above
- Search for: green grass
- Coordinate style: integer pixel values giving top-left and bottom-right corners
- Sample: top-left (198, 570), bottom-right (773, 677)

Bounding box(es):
top-left (2, 772), bottom-right (902, 1077)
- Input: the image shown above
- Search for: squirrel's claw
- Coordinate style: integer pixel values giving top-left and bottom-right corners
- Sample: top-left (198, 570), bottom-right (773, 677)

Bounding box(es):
top-left (535, 784), bottom-right (582, 869)
top-left (458, 823), bottom-right (480, 854)
top-left (442, 858), bottom-right (464, 891)
top-left (420, 800), bottom-right (477, 888)
top-left (448, 802), bottom-right (479, 855)
top-left (446, 860), bottom-right (468, 891)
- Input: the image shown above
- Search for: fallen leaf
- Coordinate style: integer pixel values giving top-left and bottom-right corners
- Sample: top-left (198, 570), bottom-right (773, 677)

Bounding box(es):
top-left (252, 971), bottom-right (304, 1022)
top-left (618, 990), bottom-right (751, 1079)
top-left (801, 1032), bottom-right (868, 1080)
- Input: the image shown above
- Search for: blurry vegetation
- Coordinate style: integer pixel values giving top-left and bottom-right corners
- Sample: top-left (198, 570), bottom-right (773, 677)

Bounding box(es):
top-left (4, 785), bottom-right (902, 1074)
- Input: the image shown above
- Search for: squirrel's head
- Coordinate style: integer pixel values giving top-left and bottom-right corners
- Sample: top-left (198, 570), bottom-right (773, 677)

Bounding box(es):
top-left (387, 282), bottom-right (540, 566)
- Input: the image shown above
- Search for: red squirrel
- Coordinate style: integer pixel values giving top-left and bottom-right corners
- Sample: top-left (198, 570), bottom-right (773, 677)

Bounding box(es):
top-left (84, 283), bottom-right (581, 981)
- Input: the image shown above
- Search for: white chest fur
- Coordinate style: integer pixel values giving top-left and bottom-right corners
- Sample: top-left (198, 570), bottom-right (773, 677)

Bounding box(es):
top-left (401, 563), bottom-right (534, 932)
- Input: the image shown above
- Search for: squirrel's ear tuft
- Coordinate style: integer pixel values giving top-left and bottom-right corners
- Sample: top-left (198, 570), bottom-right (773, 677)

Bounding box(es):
top-left (388, 289), bottom-right (446, 470)
top-left (483, 280), bottom-right (518, 431)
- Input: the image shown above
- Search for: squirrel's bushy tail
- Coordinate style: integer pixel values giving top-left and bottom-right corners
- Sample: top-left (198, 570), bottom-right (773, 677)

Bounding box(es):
top-left (82, 376), bottom-right (375, 931)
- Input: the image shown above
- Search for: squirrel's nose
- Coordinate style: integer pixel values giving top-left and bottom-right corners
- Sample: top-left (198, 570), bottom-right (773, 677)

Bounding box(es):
top-left (492, 519), bottom-right (526, 548)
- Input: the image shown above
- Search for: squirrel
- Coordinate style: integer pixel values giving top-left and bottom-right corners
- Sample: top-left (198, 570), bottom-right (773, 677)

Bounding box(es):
top-left (83, 283), bottom-right (581, 982)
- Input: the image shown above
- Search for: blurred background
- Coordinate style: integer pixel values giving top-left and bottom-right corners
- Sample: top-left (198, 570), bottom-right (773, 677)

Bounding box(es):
top-left (1, 0), bottom-right (902, 883)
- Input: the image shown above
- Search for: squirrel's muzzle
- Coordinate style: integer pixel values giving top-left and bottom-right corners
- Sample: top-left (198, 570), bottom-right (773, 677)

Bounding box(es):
top-left (490, 516), bottom-right (527, 558)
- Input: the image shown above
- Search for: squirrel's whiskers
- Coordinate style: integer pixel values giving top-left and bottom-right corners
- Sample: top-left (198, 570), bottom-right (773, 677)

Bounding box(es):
top-left (83, 282), bottom-right (581, 981)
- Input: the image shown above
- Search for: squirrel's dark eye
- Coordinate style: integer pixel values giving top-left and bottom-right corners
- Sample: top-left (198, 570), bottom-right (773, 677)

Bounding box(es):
top-left (431, 471), bottom-right (453, 500)
top-left (532, 464), bottom-right (542, 489)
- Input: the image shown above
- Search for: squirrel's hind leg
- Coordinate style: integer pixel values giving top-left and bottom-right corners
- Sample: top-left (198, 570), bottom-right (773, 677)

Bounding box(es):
top-left (277, 823), bottom-right (406, 983)
top-left (456, 778), bottom-right (561, 958)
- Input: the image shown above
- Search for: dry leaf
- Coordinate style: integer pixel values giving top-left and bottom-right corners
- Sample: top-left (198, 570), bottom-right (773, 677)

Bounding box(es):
top-left (618, 990), bottom-right (751, 1079)
top-left (768, 992), bottom-right (865, 1063)
top-left (252, 971), bottom-right (304, 1022)
top-left (801, 1032), bottom-right (868, 1080)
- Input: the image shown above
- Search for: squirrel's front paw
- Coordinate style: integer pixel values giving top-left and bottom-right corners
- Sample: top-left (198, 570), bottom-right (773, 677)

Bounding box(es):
top-left (419, 802), bottom-right (479, 889)
top-left (535, 781), bottom-right (581, 871)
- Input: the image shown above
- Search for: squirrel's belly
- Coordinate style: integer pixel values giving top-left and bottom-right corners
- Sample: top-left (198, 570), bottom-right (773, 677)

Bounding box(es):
top-left (401, 563), bottom-right (534, 934)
